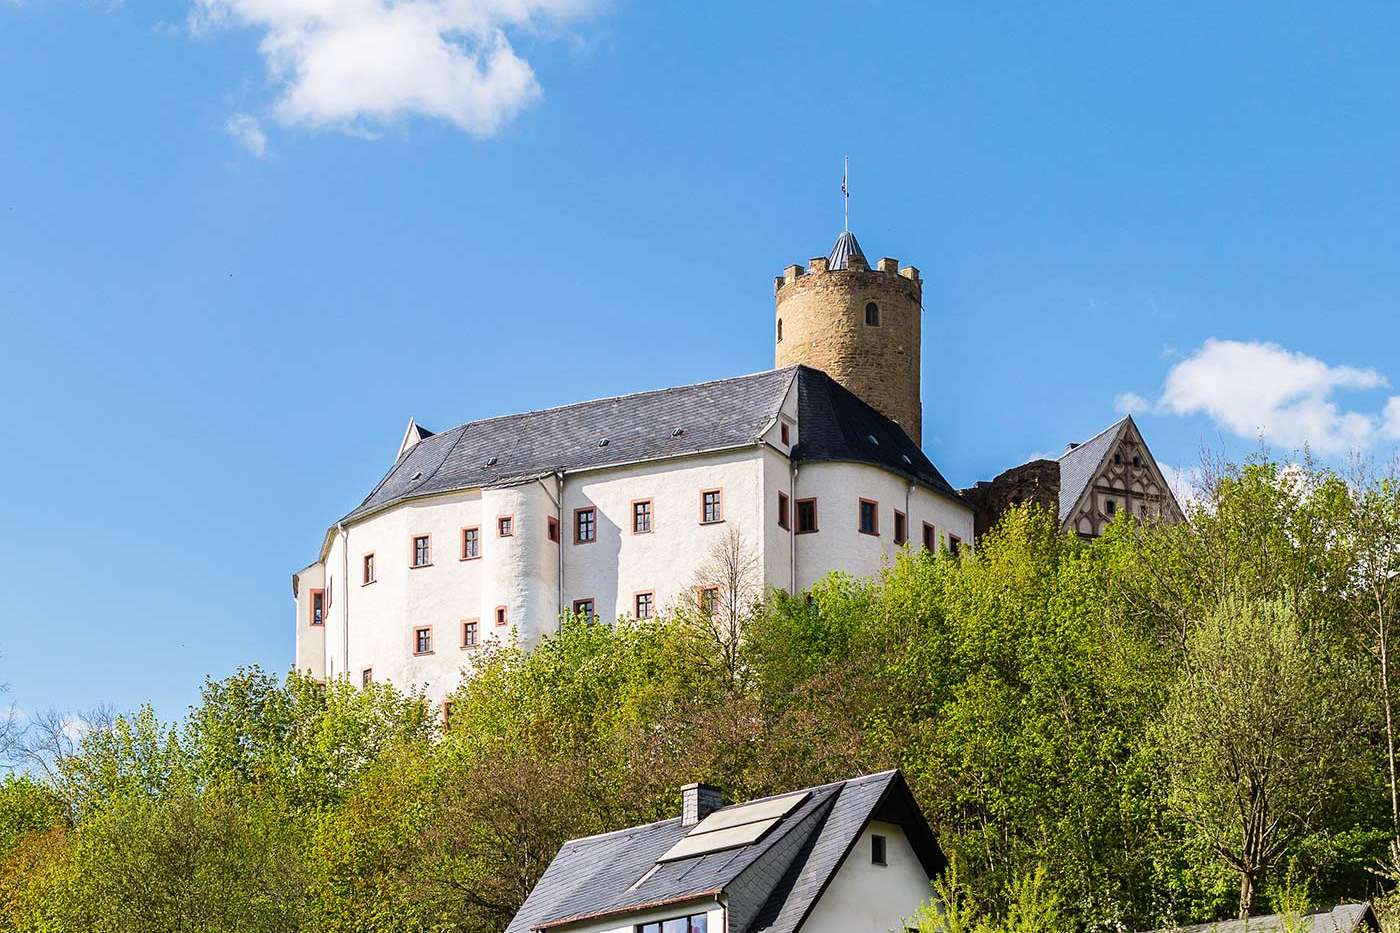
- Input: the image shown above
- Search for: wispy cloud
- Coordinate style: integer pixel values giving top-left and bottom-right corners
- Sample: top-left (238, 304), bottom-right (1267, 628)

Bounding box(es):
top-left (1114, 392), bottom-right (1150, 415)
top-left (225, 112), bottom-right (267, 156)
top-left (1120, 338), bottom-right (1400, 456)
top-left (192, 0), bottom-right (599, 140)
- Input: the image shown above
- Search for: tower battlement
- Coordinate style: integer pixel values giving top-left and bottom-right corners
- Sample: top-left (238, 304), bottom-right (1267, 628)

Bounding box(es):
top-left (773, 230), bottom-right (924, 445)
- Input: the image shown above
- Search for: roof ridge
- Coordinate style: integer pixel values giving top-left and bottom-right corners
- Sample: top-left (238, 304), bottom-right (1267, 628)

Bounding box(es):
top-left (429, 367), bottom-right (801, 438)
top-left (1057, 416), bottom-right (1129, 462)
top-left (561, 815), bottom-right (679, 846)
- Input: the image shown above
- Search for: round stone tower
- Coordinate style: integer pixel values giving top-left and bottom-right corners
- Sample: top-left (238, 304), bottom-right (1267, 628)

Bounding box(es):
top-left (774, 230), bottom-right (923, 444)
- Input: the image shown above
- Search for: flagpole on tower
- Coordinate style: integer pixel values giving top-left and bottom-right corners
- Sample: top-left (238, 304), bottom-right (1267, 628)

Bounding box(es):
top-left (842, 155), bottom-right (849, 232)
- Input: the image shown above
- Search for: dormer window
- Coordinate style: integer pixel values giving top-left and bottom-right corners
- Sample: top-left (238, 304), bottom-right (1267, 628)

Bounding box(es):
top-left (865, 301), bottom-right (880, 326)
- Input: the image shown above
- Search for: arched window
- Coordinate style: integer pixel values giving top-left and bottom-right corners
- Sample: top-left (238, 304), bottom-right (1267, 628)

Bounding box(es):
top-left (777, 318), bottom-right (783, 342)
top-left (865, 302), bottom-right (880, 326)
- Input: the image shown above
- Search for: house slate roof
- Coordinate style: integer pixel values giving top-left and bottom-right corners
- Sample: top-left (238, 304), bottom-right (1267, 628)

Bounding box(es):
top-left (505, 770), bottom-right (945, 933)
top-left (340, 365), bottom-right (964, 527)
top-left (1056, 416), bottom-right (1130, 523)
top-left (1145, 902), bottom-right (1378, 933)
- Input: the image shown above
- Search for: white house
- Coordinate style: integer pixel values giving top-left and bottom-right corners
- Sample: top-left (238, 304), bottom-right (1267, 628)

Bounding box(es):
top-left (292, 229), bottom-right (977, 707)
top-left (505, 770), bottom-right (946, 933)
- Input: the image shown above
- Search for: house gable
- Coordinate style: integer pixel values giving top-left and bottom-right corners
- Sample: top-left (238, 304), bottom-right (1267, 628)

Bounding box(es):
top-left (1060, 416), bottom-right (1184, 537)
top-left (798, 820), bottom-right (932, 933)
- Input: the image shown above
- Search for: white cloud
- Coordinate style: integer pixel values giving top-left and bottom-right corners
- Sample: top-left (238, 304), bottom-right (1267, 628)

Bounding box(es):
top-left (1114, 392), bottom-right (1150, 415)
top-left (193, 0), bottom-right (596, 137)
top-left (1157, 338), bottom-right (1399, 455)
top-left (226, 112), bottom-right (268, 155)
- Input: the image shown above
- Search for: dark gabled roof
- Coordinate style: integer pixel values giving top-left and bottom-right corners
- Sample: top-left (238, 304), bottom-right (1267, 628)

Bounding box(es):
top-left (1145, 902), bottom-right (1378, 933)
top-left (506, 771), bottom-right (943, 933)
top-left (339, 367), bottom-right (965, 528)
top-left (1056, 416), bottom-right (1128, 523)
top-left (827, 230), bottom-right (867, 270)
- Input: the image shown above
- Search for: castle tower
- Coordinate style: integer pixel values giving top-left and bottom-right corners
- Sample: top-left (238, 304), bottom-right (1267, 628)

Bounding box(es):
top-left (774, 230), bottom-right (924, 444)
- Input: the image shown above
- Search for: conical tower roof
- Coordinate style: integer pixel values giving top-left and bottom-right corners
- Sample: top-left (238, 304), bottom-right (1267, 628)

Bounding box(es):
top-left (827, 230), bottom-right (866, 270)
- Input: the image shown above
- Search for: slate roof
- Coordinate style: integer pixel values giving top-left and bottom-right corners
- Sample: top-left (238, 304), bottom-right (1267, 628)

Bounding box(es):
top-left (505, 770), bottom-right (944, 933)
top-left (340, 366), bottom-right (964, 528)
top-left (827, 230), bottom-right (867, 270)
top-left (1056, 416), bottom-right (1129, 523)
top-left (1146, 902), bottom-right (1377, 933)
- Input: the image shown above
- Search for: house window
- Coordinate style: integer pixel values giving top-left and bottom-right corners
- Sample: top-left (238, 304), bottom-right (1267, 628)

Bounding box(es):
top-left (412, 534), bottom-right (431, 567)
top-left (362, 553), bottom-right (375, 585)
top-left (796, 498), bottom-right (818, 534)
top-left (777, 492), bottom-right (790, 530)
top-left (638, 914), bottom-right (707, 933)
top-left (948, 534), bottom-right (962, 557)
top-left (497, 515), bottom-right (514, 537)
top-left (701, 489), bottom-right (723, 524)
top-left (575, 507), bottom-right (597, 544)
top-left (1106, 499), bottom-right (1117, 516)
top-left (698, 586), bottom-right (720, 616)
top-left (462, 619), bottom-right (479, 648)
top-left (872, 833), bottom-right (888, 866)
top-left (361, 667), bottom-right (373, 687)
top-left (865, 301), bottom-right (880, 326)
top-left (441, 701), bottom-right (454, 729)
top-left (1114, 453), bottom-right (1122, 465)
top-left (780, 422), bottom-right (791, 446)
top-left (461, 527), bottom-right (480, 560)
top-left (547, 516), bottom-right (560, 543)
top-left (922, 522), bottom-right (935, 552)
top-left (573, 598), bottom-right (595, 620)
top-left (632, 499), bottom-right (653, 534)
top-left (894, 511), bottom-right (907, 545)
top-left (494, 605), bottom-right (508, 627)
top-left (413, 626), bottom-right (433, 655)
top-left (310, 589), bottom-right (324, 626)
top-left (859, 498), bottom-right (879, 536)
top-left (1133, 455), bottom-right (1142, 467)
top-left (635, 591), bottom-right (655, 619)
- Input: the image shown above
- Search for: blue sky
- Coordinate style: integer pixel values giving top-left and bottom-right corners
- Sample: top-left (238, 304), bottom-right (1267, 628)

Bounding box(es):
top-left (4, 0), bottom-right (1400, 724)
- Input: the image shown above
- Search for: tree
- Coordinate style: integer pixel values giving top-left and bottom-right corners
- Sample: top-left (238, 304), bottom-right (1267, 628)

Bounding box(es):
top-left (1157, 594), bottom-right (1369, 918)
top-left (684, 526), bottom-right (764, 686)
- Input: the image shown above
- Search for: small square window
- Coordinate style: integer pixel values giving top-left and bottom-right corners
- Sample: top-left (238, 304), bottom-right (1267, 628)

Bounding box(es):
top-left (461, 527), bottom-right (480, 560)
top-left (547, 516), bottom-right (560, 543)
top-left (872, 833), bottom-right (887, 866)
top-left (412, 535), bottom-right (431, 567)
top-left (573, 598), bottom-right (595, 619)
top-left (494, 605), bottom-right (508, 627)
top-left (632, 500), bottom-right (653, 534)
top-left (361, 667), bottom-right (373, 687)
top-left (462, 619), bottom-right (479, 647)
top-left (777, 492), bottom-right (790, 530)
top-left (796, 498), bottom-right (818, 534)
top-left (701, 489), bottom-right (723, 524)
top-left (859, 499), bottom-right (879, 536)
top-left (413, 626), bottom-right (432, 655)
top-left (894, 511), bottom-right (907, 545)
top-left (575, 507), bottom-right (597, 543)
top-left (780, 422), bottom-right (791, 446)
top-left (362, 553), bottom-right (375, 585)
top-left (497, 515), bottom-right (514, 537)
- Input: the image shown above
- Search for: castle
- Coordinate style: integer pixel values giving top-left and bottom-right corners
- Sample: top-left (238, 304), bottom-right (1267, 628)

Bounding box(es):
top-left (292, 228), bottom-right (1181, 709)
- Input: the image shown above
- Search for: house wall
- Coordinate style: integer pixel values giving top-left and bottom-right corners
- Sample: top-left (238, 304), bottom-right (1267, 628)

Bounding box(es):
top-left (552, 901), bottom-right (723, 933)
top-left (792, 461), bottom-right (974, 592)
top-left (801, 820), bottom-right (934, 933)
top-left (292, 562), bottom-right (326, 679)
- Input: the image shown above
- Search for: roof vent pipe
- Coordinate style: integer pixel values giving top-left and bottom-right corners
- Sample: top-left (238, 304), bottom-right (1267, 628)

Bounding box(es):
top-left (681, 783), bottom-right (723, 827)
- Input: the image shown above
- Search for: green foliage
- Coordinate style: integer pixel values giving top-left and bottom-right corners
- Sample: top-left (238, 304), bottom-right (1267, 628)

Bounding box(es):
top-left (2, 456), bottom-right (1398, 931)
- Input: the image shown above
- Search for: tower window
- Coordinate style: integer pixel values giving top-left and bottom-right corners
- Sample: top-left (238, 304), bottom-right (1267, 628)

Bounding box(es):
top-left (859, 498), bottom-right (879, 536)
top-left (495, 605), bottom-right (508, 627)
top-left (777, 318), bottom-right (783, 342)
top-left (497, 515), bottom-right (514, 537)
top-left (865, 302), bottom-right (880, 326)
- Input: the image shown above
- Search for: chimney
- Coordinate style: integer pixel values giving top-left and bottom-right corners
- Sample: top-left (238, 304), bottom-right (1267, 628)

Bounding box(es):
top-left (1065, 442), bottom-right (1080, 453)
top-left (681, 783), bottom-right (723, 827)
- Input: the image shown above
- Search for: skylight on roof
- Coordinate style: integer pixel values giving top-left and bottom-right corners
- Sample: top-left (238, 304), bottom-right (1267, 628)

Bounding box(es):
top-left (654, 791), bottom-right (808, 863)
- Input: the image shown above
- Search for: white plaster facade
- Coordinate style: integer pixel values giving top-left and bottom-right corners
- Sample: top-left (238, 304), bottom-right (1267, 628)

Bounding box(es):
top-left (801, 820), bottom-right (931, 933)
top-left (293, 377), bottom-right (974, 708)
